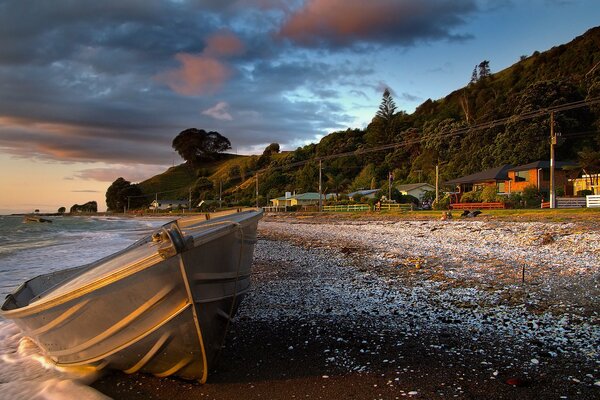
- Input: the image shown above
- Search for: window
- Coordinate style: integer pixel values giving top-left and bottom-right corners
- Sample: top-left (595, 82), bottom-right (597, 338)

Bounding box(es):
top-left (497, 182), bottom-right (506, 193)
top-left (514, 171), bottom-right (529, 182)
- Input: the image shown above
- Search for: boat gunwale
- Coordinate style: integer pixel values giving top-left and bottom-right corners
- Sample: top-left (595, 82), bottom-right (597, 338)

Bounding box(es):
top-left (0, 211), bottom-right (262, 317)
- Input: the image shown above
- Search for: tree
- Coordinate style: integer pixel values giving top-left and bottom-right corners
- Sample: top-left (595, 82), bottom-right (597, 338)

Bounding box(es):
top-left (106, 177), bottom-right (143, 211)
top-left (376, 88), bottom-right (397, 122)
top-left (172, 128), bottom-right (231, 165)
top-left (478, 60), bottom-right (491, 79)
top-left (57, 207), bottom-right (66, 214)
top-left (470, 66), bottom-right (478, 84)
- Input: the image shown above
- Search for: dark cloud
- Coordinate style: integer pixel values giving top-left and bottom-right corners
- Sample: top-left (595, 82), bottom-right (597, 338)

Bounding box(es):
top-left (277, 0), bottom-right (477, 49)
top-left (0, 0), bottom-right (480, 168)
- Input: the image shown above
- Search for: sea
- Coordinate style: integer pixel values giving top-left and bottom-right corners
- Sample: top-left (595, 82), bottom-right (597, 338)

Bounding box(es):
top-left (0, 215), bottom-right (170, 400)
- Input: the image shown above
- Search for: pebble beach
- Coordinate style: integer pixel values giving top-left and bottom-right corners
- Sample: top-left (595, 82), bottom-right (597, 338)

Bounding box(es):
top-left (91, 212), bottom-right (600, 399)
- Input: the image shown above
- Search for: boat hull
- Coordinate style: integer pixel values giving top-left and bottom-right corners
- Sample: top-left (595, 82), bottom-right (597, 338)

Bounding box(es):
top-left (1, 209), bottom-right (262, 382)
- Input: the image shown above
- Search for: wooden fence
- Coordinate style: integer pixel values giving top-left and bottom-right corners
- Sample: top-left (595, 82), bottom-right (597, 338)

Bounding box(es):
top-left (556, 197), bottom-right (587, 208)
top-left (323, 204), bottom-right (371, 212)
top-left (586, 195), bottom-right (600, 208)
top-left (378, 203), bottom-right (413, 211)
top-left (450, 202), bottom-right (505, 210)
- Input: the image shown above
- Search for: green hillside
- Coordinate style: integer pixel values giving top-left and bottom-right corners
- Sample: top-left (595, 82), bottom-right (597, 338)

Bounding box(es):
top-left (117, 26), bottom-right (600, 209)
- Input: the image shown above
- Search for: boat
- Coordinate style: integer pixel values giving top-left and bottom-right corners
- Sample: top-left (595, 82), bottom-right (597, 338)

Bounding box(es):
top-left (23, 215), bottom-right (53, 223)
top-left (1, 209), bottom-right (263, 382)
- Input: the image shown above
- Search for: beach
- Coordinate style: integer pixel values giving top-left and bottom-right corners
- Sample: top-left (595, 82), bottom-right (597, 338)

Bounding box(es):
top-left (91, 213), bottom-right (600, 399)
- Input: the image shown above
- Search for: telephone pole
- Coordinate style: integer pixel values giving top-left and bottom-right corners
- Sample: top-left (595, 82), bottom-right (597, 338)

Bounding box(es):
top-left (435, 164), bottom-right (439, 206)
top-left (549, 111), bottom-right (556, 209)
top-left (318, 159), bottom-right (323, 212)
top-left (256, 173), bottom-right (259, 208)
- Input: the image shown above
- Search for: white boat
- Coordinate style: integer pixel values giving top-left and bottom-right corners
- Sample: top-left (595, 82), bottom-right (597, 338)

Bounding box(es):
top-left (1, 209), bottom-right (263, 382)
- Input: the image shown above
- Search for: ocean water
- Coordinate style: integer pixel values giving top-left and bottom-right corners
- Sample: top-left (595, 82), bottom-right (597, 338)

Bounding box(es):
top-left (0, 215), bottom-right (170, 400)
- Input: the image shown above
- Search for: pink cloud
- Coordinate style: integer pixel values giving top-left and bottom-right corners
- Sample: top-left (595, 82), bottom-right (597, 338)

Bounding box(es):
top-left (278, 0), bottom-right (475, 47)
top-left (204, 31), bottom-right (245, 57)
top-left (74, 165), bottom-right (168, 182)
top-left (156, 53), bottom-right (230, 96)
top-left (157, 31), bottom-right (245, 96)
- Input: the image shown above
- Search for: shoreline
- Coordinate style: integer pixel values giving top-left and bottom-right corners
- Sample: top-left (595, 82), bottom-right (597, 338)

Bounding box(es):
top-left (92, 216), bottom-right (600, 399)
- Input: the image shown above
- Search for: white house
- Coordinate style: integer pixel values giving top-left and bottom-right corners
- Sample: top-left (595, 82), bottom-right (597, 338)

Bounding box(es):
top-left (395, 183), bottom-right (435, 200)
top-left (150, 200), bottom-right (188, 210)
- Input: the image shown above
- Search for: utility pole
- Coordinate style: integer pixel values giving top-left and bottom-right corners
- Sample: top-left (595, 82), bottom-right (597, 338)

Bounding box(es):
top-left (549, 111), bottom-right (556, 209)
top-left (188, 188), bottom-right (192, 212)
top-left (318, 159), bottom-right (322, 212)
top-left (388, 171), bottom-right (392, 201)
top-left (219, 180), bottom-right (222, 209)
top-left (256, 173), bottom-right (259, 208)
top-left (127, 196), bottom-right (131, 214)
top-left (435, 164), bottom-right (439, 206)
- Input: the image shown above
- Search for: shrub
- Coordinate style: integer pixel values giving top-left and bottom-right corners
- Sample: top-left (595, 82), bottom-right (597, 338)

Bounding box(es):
top-left (460, 190), bottom-right (482, 203)
top-left (578, 189), bottom-right (593, 196)
top-left (433, 194), bottom-right (450, 210)
top-left (481, 186), bottom-right (499, 202)
top-left (522, 184), bottom-right (541, 208)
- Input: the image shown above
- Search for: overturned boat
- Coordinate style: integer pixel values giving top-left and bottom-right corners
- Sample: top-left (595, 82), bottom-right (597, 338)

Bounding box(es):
top-left (1, 209), bottom-right (263, 382)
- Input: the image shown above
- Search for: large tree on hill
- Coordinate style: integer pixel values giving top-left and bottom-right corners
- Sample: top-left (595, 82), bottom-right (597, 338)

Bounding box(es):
top-left (106, 177), bottom-right (144, 211)
top-left (172, 128), bottom-right (231, 165)
top-left (376, 88), bottom-right (397, 122)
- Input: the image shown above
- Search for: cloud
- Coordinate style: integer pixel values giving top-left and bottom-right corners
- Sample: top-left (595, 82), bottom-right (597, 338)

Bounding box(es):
top-left (73, 164), bottom-right (169, 182)
top-left (71, 189), bottom-right (101, 193)
top-left (278, 0), bottom-right (476, 48)
top-left (204, 31), bottom-right (245, 57)
top-left (156, 53), bottom-right (231, 96)
top-left (202, 101), bottom-right (234, 121)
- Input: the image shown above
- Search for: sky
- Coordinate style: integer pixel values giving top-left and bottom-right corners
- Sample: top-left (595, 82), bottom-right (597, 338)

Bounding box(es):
top-left (0, 0), bottom-right (599, 214)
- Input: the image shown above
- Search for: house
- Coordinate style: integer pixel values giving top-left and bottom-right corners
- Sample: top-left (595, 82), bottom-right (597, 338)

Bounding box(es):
top-left (150, 199), bottom-right (188, 210)
top-left (270, 192), bottom-right (325, 207)
top-left (395, 183), bottom-right (435, 200)
top-left (571, 173), bottom-right (599, 195)
top-left (444, 164), bottom-right (513, 194)
top-left (444, 161), bottom-right (578, 199)
top-left (347, 189), bottom-right (381, 199)
top-left (505, 161), bottom-right (577, 195)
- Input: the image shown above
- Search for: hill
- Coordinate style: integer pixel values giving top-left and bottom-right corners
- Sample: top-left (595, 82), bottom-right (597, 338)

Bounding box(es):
top-left (126, 26), bottom-right (600, 209)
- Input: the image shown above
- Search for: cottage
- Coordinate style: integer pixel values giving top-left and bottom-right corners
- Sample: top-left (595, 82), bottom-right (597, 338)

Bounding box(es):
top-left (504, 161), bottom-right (577, 195)
top-left (395, 183), bottom-right (435, 200)
top-left (270, 192), bottom-right (325, 208)
top-left (347, 189), bottom-right (381, 199)
top-left (149, 200), bottom-right (188, 210)
top-left (444, 165), bottom-right (513, 194)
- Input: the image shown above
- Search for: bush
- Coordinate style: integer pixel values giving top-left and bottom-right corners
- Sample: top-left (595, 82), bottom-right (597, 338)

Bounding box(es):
top-left (578, 189), bottom-right (593, 196)
top-left (481, 186), bottom-right (499, 202)
top-left (506, 193), bottom-right (523, 208)
top-left (433, 195), bottom-right (450, 210)
top-left (459, 190), bottom-right (482, 203)
top-left (522, 184), bottom-right (541, 208)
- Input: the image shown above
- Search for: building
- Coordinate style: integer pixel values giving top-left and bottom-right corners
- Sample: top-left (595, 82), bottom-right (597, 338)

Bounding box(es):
top-left (395, 183), bottom-right (435, 200)
top-left (270, 192), bottom-right (325, 207)
top-left (444, 165), bottom-right (513, 194)
top-left (150, 199), bottom-right (188, 210)
top-left (347, 189), bottom-right (381, 199)
top-left (571, 173), bottom-right (599, 194)
top-left (505, 161), bottom-right (577, 195)
top-left (444, 161), bottom-right (578, 199)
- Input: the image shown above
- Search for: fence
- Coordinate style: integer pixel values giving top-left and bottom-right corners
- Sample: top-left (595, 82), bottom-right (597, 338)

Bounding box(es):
top-left (586, 195), bottom-right (600, 208)
top-left (323, 204), bottom-right (371, 212)
top-left (378, 203), bottom-right (413, 211)
top-left (450, 202), bottom-right (506, 210)
top-left (556, 197), bottom-right (587, 208)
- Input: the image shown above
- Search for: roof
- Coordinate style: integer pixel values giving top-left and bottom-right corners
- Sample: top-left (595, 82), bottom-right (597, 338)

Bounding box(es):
top-left (395, 183), bottom-right (435, 192)
top-left (294, 192), bottom-right (324, 200)
top-left (510, 160), bottom-right (578, 172)
top-left (272, 192), bottom-right (324, 201)
top-left (444, 164), bottom-right (513, 185)
top-left (347, 189), bottom-right (381, 197)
